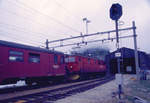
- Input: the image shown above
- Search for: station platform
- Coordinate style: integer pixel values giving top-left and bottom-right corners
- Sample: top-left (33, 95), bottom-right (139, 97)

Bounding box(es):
top-left (54, 75), bottom-right (136, 103)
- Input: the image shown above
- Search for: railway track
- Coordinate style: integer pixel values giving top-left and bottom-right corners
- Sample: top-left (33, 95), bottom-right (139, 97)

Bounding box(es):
top-left (0, 76), bottom-right (114, 103)
top-left (0, 76), bottom-right (101, 94)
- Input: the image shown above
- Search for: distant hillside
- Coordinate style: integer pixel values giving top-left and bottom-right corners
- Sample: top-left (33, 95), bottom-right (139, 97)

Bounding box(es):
top-left (71, 47), bottom-right (109, 60)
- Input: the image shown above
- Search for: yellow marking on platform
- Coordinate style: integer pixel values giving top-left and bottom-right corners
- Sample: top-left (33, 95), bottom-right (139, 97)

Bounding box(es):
top-left (14, 100), bottom-right (27, 103)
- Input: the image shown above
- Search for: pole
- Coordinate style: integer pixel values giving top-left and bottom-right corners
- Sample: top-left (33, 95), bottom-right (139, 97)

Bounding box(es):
top-left (132, 21), bottom-right (140, 80)
top-left (46, 39), bottom-right (49, 49)
top-left (115, 20), bottom-right (122, 99)
top-left (115, 20), bottom-right (121, 72)
top-left (86, 20), bottom-right (88, 35)
top-left (83, 18), bottom-right (90, 43)
top-left (115, 20), bottom-right (121, 73)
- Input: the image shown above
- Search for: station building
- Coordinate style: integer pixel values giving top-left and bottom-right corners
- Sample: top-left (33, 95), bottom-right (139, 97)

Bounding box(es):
top-left (106, 47), bottom-right (150, 74)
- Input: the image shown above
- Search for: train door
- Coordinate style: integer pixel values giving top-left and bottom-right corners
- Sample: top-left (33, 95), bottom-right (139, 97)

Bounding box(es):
top-left (46, 53), bottom-right (53, 76)
top-left (82, 57), bottom-right (88, 73)
top-left (78, 56), bottom-right (83, 72)
top-left (52, 54), bottom-right (65, 76)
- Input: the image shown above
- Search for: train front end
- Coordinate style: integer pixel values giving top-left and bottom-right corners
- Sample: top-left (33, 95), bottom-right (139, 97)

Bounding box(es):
top-left (65, 56), bottom-right (80, 80)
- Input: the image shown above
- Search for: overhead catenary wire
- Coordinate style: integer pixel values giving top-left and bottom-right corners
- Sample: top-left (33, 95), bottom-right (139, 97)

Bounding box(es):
top-left (12, 0), bottom-right (81, 33)
top-left (0, 22), bottom-right (46, 43)
top-left (53, 0), bottom-right (82, 25)
top-left (49, 34), bottom-right (134, 49)
top-left (47, 27), bottom-right (134, 44)
top-left (1, 0), bottom-right (99, 45)
top-left (0, 33), bottom-right (41, 46)
top-left (0, 22), bottom-right (47, 40)
top-left (0, 7), bottom-right (74, 42)
top-left (4, 0), bottom-right (80, 38)
top-left (53, 0), bottom-right (99, 32)
top-left (0, 29), bottom-right (44, 46)
top-left (0, 5), bottom-right (69, 37)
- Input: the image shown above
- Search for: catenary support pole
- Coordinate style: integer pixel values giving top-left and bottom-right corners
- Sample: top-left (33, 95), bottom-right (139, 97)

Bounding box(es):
top-left (46, 39), bottom-right (49, 49)
top-left (133, 21), bottom-right (140, 80)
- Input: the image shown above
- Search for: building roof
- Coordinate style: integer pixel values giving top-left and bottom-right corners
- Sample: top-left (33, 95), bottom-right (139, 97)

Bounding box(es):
top-left (107, 47), bottom-right (146, 59)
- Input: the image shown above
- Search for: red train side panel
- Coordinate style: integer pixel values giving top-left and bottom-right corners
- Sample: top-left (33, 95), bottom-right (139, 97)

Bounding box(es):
top-left (65, 55), bottom-right (106, 77)
top-left (0, 40), bottom-right (66, 84)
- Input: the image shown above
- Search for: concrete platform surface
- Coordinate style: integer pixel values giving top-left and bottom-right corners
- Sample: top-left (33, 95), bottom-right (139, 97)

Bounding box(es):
top-left (54, 75), bottom-right (136, 103)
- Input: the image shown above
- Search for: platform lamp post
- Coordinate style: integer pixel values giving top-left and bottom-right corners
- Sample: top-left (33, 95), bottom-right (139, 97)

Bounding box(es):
top-left (83, 18), bottom-right (91, 35)
top-left (110, 3), bottom-right (123, 99)
top-left (83, 18), bottom-right (91, 43)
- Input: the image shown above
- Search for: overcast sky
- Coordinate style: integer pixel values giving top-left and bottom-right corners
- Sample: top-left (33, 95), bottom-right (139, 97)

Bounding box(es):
top-left (0, 0), bottom-right (150, 53)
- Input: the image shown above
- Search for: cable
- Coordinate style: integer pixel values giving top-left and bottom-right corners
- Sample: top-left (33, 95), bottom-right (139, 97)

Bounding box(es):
top-left (53, 0), bottom-right (82, 24)
top-left (2, 0), bottom-right (78, 37)
top-left (53, 0), bottom-right (99, 32)
top-left (0, 8), bottom-right (73, 41)
top-left (0, 29), bottom-right (44, 45)
top-left (0, 34), bottom-right (39, 46)
top-left (0, 23), bottom-right (46, 40)
top-left (0, 7), bottom-right (66, 37)
top-left (12, 0), bottom-right (81, 33)
top-left (0, 21), bottom-right (50, 40)
top-left (0, 23), bottom-right (46, 43)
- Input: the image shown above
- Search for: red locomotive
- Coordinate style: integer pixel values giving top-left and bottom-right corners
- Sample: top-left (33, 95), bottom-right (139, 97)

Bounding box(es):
top-left (0, 40), bottom-right (106, 85)
top-left (65, 55), bottom-right (106, 80)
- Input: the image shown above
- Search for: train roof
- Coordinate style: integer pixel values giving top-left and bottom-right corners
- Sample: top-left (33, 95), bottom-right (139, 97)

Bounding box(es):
top-left (68, 54), bottom-right (100, 60)
top-left (0, 40), bottom-right (64, 54)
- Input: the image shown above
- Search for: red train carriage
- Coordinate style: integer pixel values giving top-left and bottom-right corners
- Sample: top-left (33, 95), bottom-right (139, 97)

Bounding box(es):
top-left (0, 40), bottom-right (66, 85)
top-left (0, 40), bottom-right (107, 85)
top-left (65, 55), bottom-right (106, 80)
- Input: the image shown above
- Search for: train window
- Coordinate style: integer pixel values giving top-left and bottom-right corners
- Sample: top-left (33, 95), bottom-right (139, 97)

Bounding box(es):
top-left (95, 60), bottom-right (97, 64)
top-left (9, 51), bottom-right (23, 62)
top-left (79, 57), bottom-right (81, 62)
top-left (54, 55), bottom-right (58, 64)
top-left (9, 56), bottom-right (23, 62)
top-left (65, 57), bottom-right (75, 63)
top-left (60, 56), bottom-right (64, 64)
top-left (29, 53), bottom-right (40, 63)
top-left (88, 58), bottom-right (90, 64)
top-left (10, 51), bottom-right (23, 56)
top-left (65, 58), bottom-right (68, 63)
top-left (98, 61), bottom-right (105, 65)
top-left (98, 61), bottom-right (101, 64)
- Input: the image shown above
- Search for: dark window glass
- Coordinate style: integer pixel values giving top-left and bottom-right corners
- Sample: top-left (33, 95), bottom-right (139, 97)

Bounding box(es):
top-left (98, 61), bottom-right (101, 64)
top-left (29, 53), bottom-right (40, 63)
top-left (79, 57), bottom-right (81, 61)
top-left (95, 60), bottom-right (97, 64)
top-left (9, 51), bottom-right (23, 62)
top-left (60, 56), bottom-right (64, 64)
top-left (9, 51), bottom-right (23, 56)
top-left (54, 55), bottom-right (58, 64)
top-left (65, 57), bottom-right (75, 63)
top-left (88, 58), bottom-right (90, 64)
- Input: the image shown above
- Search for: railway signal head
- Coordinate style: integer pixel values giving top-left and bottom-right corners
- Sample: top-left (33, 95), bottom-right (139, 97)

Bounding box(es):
top-left (110, 3), bottom-right (122, 20)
